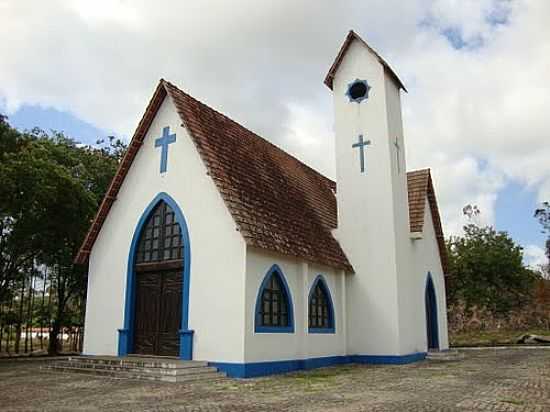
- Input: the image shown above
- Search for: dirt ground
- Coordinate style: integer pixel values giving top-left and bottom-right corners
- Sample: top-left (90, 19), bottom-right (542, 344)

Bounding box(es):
top-left (0, 348), bottom-right (549, 412)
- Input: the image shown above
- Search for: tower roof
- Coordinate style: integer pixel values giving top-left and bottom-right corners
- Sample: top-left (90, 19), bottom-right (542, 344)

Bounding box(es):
top-left (324, 30), bottom-right (407, 92)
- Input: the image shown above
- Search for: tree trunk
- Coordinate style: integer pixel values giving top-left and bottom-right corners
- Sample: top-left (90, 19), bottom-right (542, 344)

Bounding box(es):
top-left (28, 273), bottom-right (35, 353)
top-left (6, 292), bottom-right (14, 354)
top-left (0, 302), bottom-right (4, 353)
top-left (46, 272), bottom-right (52, 350)
top-left (14, 280), bottom-right (25, 354)
top-left (24, 271), bottom-right (33, 353)
top-left (48, 319), bottom-right (61, 355)
top-left (39, 267), bottom-right (47, 350)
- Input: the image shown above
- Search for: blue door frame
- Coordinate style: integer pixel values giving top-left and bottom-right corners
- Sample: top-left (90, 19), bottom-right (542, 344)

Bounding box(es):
top-left (425, 273), bottom-right (439, 350)
top-left (118, 192), bottom-right (193, 359)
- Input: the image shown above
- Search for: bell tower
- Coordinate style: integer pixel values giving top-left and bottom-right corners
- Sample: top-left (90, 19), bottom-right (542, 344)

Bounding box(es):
top-left (326, 31), bottom-right (412, 356)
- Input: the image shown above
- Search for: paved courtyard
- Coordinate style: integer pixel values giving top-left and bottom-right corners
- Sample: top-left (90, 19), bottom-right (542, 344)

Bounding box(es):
top-left (0, 348), bottom-right (549, 411)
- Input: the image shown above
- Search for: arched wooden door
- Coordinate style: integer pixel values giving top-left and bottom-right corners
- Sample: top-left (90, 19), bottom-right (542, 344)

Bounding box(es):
top-left (132, 200), bottom-right (183, 356)
top-left (425, 275), bottom-right (439, 351)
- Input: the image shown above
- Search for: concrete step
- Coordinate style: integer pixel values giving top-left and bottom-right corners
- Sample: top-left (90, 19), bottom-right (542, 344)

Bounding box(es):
top-left (50, 360), bottom-right (219, 376)
top-left (42, 356), bottom-right (227, 383)
top-left (426, 350), bottom-right (464, 361)
top-left (43, 364), bottom-right (226, 383)
top-left (69, 356), bottom-right (208, 369)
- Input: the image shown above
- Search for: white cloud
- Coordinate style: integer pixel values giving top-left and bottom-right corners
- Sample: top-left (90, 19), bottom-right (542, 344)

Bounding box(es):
top-left (523, 244), bottom-right (547, 270)
top-left (0, 0), bottom-right (549, 239)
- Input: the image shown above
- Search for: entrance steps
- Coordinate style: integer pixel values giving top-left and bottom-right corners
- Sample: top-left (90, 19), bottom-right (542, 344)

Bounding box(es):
top-left (426, 350), bottom-right (464, 361)
top-left (42, 355), bottom-right (227, 383)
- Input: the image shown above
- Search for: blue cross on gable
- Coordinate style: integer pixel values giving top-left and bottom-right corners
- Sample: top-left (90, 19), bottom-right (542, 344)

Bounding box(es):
top-left (155, 126), bottom-right (176, 173)
top-left (352, 134), bottom-right (371, 173)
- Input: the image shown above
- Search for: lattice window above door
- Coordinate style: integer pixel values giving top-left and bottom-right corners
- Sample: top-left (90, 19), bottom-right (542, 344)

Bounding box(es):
top-left (135, 201), bottom-right (183, 264)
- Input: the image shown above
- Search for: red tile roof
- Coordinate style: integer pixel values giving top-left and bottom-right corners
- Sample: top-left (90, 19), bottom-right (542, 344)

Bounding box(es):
top-left (76, 80), bottom-right (447, 275)
top-left (407, 169), bottom-right (448, 273)
top-left (75, 80), bottom-right (352, 271)
top-left (324, 30), bottom-right (407, 92)
top-left (164, 81), bottom-right (353, 272)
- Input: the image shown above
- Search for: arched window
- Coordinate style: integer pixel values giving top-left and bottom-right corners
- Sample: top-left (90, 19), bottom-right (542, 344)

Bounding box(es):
top-left (254, 265), bottom-right (294, 333)
top-left (308, 276), bottom-right (335, 334)
top-left (135, 200), bottom-right (183, 264)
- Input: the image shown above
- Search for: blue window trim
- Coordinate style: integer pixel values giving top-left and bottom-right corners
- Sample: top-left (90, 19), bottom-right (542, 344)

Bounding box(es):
top-left (308, 275), bottom-right (336, 334)
top-left (345, 79), bottom-right (371, 103)
top-left (425, 272), bottom-right (439, 350)
top-left (118, 192), bottom-right (193, 359)
top-left (254, 264), bottom-right (295, 333)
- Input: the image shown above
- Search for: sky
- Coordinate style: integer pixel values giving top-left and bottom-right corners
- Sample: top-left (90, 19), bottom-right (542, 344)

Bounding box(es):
top-left (0, 0), bottom-right (548, 267)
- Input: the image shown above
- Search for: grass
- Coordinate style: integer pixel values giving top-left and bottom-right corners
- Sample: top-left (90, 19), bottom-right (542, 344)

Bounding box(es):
top-left (450, 329), bottom-right (550, 347)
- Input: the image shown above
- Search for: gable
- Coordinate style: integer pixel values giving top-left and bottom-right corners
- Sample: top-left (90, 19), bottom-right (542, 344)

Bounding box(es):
top-left (75, 83), bottom-right (168, 264)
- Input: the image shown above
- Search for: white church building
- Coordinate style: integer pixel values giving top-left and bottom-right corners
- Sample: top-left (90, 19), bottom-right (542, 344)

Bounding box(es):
top-left (76, 31), bottom-right (449, 378)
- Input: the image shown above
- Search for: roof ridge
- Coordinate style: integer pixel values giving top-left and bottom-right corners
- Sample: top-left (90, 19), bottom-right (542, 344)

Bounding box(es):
top-left (408, 167), bottom-right (430, 173)
top-left (162, 79), bottom-right (336, 187)
top-left (324, 30), bottom-right (407, 92)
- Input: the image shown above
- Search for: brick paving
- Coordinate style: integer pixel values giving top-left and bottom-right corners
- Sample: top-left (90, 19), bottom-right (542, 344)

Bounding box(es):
top-left (0, 348), bottom-right (549, 411)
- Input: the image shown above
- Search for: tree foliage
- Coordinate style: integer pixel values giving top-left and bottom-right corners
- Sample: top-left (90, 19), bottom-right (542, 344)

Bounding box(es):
top-left (534, 202), bottom-right (550, 276)
top-left (0, 115), bottom-right (125, 354)
top-left (446, 224), bottom-right (539, 314)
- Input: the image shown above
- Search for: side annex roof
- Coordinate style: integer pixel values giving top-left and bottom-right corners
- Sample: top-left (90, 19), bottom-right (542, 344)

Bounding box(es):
top-left (407, 169), bottom-right (448, 273)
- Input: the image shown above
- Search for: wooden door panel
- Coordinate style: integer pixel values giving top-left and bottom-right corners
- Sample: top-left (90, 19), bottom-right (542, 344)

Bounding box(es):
top-left (132, 269), bottom-right (182, 357)
top-left (158, 271), bottom-right (182, 356)
top-left (133, 272), bottom-right (161, 355)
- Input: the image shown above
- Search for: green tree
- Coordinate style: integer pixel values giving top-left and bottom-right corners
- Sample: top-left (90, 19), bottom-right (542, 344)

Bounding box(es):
top-left (446, 225), bottom-right (538, 313)
top-left (0, 118), bottom-right (41, 305)
top-left (0, 116), bottom-right (125, 354)
top-left (534, 202), bottom-right (550, 277)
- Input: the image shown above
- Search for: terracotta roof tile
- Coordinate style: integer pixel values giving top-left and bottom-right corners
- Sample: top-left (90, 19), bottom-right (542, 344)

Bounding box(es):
top-left (164, 80), bottom-right (353, 271)
top-left (76, 80), bottom-right (353, 271)
top-left (407, 169), bottom-right (448, 273)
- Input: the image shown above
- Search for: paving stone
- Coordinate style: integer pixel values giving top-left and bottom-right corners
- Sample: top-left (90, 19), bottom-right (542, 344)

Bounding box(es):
top-left (0, 348), bottom-right (549, 411)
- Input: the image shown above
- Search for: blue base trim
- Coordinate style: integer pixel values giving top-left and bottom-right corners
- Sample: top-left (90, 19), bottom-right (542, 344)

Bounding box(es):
top-left (351, 352), bottom-right (426, 365)
top-left (302, 355), bottom-right (350, 370)
top-left (210, 352), bottom-right (426, 378)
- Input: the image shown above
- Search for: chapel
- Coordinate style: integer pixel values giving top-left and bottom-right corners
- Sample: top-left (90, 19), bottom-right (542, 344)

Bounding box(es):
top-left (76, 30), bottom-right (449, 378)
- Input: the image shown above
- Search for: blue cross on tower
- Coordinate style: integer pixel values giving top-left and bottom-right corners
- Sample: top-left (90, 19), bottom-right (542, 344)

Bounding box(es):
top-left (352, 134), bottom-right (371, 173)
top-left (155, 126), bottom-right (176, 173)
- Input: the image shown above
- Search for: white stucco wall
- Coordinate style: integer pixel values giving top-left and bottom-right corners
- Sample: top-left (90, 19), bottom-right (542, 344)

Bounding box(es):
top-left (331, 39), bottom-right (402, 356)
top-left (330, 37), bottom-right (449, 357)
top-left (83, 94), bottom-right (247, 362)
top-left (406, 203), bottom-right (450, 352)
top-left (243, 247), bottom-right (347, 362)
